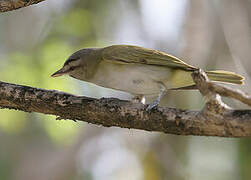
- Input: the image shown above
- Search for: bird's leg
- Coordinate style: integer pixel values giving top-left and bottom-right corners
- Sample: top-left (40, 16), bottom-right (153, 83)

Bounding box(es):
top-left (132, 95), bottom-right (145, 104)
top-left (146, 84), bottom-right (167, 111)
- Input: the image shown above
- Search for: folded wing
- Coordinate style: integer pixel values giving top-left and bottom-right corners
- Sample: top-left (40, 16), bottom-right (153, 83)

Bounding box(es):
top-left (101, 45), bottom-right (197, 71)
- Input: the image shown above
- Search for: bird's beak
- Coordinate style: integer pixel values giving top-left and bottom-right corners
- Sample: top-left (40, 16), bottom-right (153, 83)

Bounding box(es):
top-left (51, 68), bottom-right (67, 77)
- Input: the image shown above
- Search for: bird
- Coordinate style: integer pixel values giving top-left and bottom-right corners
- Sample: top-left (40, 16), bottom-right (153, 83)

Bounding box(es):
top-left (51, 45), bottom-right (244, 110)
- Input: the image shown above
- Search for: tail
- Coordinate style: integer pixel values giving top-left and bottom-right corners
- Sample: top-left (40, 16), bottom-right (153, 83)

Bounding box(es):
top-left (206, 70), bottom-right (244, 85)
top-left (170, 69), bottom-right (244, 90)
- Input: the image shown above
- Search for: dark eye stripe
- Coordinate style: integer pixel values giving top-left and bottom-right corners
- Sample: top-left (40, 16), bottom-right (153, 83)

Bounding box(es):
top-left (65, 65), bottom-right (81, 73)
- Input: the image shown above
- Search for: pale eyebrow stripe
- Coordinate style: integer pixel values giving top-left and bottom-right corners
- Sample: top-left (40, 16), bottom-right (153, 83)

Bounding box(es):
top-left (64, 58), bottom-right (80, 66)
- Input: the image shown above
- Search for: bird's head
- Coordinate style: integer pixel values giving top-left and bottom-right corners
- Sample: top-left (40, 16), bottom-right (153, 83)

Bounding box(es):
top-left (51, 48), bottom-right (100, 80)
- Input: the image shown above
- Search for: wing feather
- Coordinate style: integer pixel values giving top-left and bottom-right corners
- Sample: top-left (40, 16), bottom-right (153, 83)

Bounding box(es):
top-left (101, 45), bottom-right (196, 71)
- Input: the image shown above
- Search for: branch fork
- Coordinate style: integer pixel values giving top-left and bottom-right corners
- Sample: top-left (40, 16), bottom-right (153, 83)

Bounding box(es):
top-left (192, 69), bottom-right (231, 116)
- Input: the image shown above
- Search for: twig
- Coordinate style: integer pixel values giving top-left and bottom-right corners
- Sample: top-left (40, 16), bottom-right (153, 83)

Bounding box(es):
top-left (208, 83), bottom-right (251, 106)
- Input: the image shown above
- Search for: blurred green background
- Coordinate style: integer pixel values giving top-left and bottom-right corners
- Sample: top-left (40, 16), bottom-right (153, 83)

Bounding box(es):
top-left (0, 0), bottom-right (251, 179)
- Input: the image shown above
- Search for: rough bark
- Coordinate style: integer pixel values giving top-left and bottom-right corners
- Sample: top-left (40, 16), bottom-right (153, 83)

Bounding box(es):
top-left (0, 70), bottom-right (251, 137)
top-left (0, 0), bottom-right (44, 12)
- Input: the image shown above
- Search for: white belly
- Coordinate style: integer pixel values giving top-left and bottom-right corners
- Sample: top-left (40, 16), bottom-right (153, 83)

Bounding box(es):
top-left (88, 61), bottom-right (173, 95)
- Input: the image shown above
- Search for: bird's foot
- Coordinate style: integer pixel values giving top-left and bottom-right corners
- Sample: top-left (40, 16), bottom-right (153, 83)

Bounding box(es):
top-left (146, 99), bottom-right (160, 111)
top-left (146, 84), bottom-right (166, 111)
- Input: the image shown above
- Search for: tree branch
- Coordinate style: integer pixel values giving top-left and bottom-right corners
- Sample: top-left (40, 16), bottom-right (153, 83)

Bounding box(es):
top-left (0, 69), bottom-right (251, 137)
top-left (0, 0), bottom-right (44, 12)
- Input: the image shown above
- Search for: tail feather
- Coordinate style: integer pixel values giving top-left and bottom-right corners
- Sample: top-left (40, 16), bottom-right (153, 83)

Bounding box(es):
top-left (206, 70), bottom-right (244, 85)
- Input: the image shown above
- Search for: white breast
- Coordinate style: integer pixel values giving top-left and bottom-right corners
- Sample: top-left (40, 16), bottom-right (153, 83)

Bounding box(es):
top-left (87, 61), bottom-right (173, 95)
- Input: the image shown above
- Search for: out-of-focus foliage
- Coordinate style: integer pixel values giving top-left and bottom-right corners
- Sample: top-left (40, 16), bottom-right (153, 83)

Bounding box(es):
top-left (0, 1), bottom-right (105, 142)
top-left (55, 9), bottom-right (93, 38)
top-left (0, 0), bottom-right (251, 180)
top-left (0, 110), bottom-right (27, 133)
top-left (0, 13), bottom-right (82, 142)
